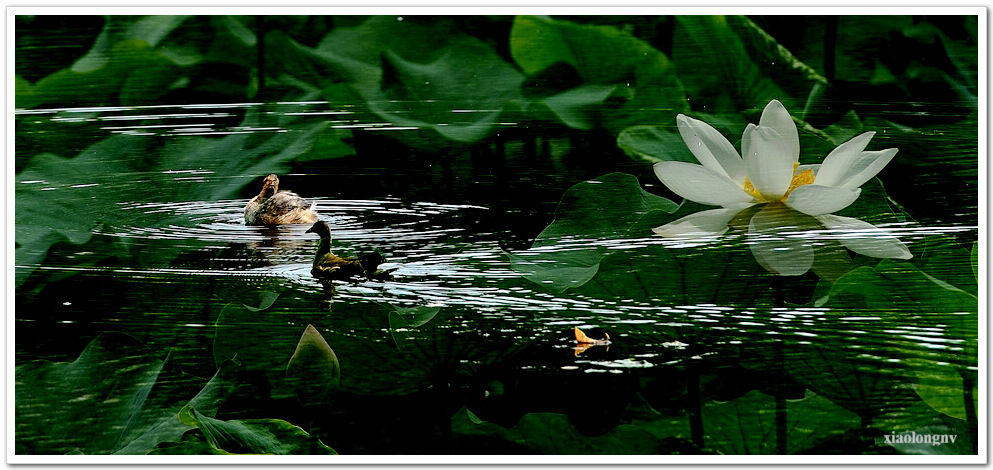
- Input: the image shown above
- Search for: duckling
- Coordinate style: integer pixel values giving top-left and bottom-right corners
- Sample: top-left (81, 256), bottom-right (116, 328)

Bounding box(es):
top-left (305, 221), bottom-right (387, 281)
top-left (244, 174), bottom-right (318, 226)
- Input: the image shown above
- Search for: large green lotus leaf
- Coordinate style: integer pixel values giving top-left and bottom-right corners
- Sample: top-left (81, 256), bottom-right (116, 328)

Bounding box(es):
top-left (816, 259), bottom-right (978, 369)
top-left (918, 239), bottom-right (978, 297)
top-left (452, 407), bottom-right (662, 454)
top-left (701, 390), bottom-right (861, 455)
top-left (824, 258), bottom-right (979, 428)
top-left (15, 111), bottom-right (326, 286)
top-left (164, 407), bottom-right (336, 455)
top-left (507, 172), bottom-right (678, 293)
top-left (14, 332), bottom-right (240, 455)
top-left (526, 172), bottom-right (678, 247)
top-left (783, 338), bottom-right (946, 435)
top-left (284, 16), bottom-right (524, 149)
top-left (823, 260), bottom-right (977, 337)
top-left (575, 239), bottom-right (770, 306)
top-left (672, 16), bottom-right (827, 113)
top-left (352, 42), bottom-right (525, 146)
top-left (904, 358), bottom-right (976, 421)
top-left (510, 15), bottom-right (687, 133)
top-left (114, 359), bottom-right (242, 455)
top-left (301, 15), bottom-right (457, 84)
top-left (524, 84), bottom-right (620, 131)
top-left (17, 16), bottom-right (195, 109)
top-left (616, 125), bottom-right (697, 166)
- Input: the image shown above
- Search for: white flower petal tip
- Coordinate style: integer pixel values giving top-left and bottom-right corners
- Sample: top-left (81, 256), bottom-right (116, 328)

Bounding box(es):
top-left (675, 114), bottom-right (746, 184)
top-left (759, 100), bottom-right (799, 161)
top-left (815, 132), bottom-right (888, 188)
top-left (784, 185), bottom-right (862, 216)
top-left (653, 161), bottom-right (755, 207)
top-left (816, 214), bottom-right (913, 260)
top-left (837, 148), bottom-right (899, 190)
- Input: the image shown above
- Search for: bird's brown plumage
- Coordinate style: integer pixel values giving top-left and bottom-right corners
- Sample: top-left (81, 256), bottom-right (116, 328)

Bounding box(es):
top-left (244, 174), bottom-right (318, 226)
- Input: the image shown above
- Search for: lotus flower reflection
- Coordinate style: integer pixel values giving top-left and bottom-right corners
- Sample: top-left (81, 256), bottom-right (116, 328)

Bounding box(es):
top-left (653, 100), bottom-right (911, 277)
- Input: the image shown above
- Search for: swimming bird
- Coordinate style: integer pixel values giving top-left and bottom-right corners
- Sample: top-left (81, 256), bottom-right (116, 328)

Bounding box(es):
top-left (244, 174), bottom-right (318, 226)
top-left (305, 220), bottom-right (387, 281)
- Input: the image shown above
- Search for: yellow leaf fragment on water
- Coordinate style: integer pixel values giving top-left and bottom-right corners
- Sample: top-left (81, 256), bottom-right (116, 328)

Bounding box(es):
top-left (575, 326), bottom-right (594, 343)
top-left (573, 326), bottom-right (610, 356)
top-left (574, 326), bottom-right (610, 344)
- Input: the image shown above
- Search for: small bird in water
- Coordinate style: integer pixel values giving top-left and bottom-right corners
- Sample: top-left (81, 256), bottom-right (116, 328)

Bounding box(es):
top-left (244, 174), bottom-right (318, 226)
top-left (306, 220), bottom-right (389, 282)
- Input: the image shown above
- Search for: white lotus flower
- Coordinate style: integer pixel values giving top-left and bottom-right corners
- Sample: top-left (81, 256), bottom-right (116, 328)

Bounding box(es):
top-left (652, 99), bottom-right (911, 276)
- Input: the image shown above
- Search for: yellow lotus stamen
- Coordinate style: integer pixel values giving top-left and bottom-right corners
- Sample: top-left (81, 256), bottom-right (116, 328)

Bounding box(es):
top-left (743, 162), bottom-right (815, 202)
top-left (782, 162), bottom-right (815, 201)
top-left (742, 177), bottom-right (763, 199)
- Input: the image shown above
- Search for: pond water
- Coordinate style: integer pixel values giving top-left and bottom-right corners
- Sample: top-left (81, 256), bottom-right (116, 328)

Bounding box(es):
top-left (13, 14), bottom-right (980, 459)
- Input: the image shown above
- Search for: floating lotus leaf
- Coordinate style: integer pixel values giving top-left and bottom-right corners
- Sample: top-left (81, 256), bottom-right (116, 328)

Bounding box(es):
top-left (158, 407), bottom-right (336, 455)
top-left (701, 389), bottom-right (861, 455)
top-left (452, 407), bottom-right (662, 454)
top-left (507, 172), bottom-right (678, 293)
top-left (15, 332), bottom-right (240, 455)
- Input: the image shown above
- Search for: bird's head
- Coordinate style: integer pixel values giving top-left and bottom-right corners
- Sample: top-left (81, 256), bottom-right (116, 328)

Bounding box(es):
top-left (306, 220), bottom-right (332, 238)
top-left (258, 174), bottom-right (280, 199)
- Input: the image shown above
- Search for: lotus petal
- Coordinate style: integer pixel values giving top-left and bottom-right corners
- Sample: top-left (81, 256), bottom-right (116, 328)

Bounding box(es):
top-left (813, 132), bottom-right (876, 187)
top-left (653, 161), bottom-right (756, 207)
top-left (742, 125), bottom-right (795, 200)
top-left (747, 204), bottom-right (814, 276)
top-left (816, 214), bottom-right (912, 259)
top-left (784, 185), bottom-right (862, 216)
top-left (652, 203), bottom-right (753, 238)
top-left (834, 149), bottom-right (898, 190)
top-left (676, 114), bottom-right (746, 184)
top-left (758, 99), bottom-right (799, 162)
